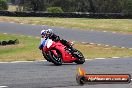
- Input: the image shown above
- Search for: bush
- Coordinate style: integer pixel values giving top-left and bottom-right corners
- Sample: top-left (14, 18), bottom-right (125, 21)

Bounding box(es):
top-left (0, 0), bottom-right (8, 10)
top-left (0, 39), bottom-right (19, 46)
top-left (46, 7), bottom-right (63, 13)
top-left (2, 41), bottom-right (7, 45)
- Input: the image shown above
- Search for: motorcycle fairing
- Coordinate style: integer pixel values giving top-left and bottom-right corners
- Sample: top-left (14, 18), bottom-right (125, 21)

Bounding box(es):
top-left (54, 44), bottom-right (76, 63)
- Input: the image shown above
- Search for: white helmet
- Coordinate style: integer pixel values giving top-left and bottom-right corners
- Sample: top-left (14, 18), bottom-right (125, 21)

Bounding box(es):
top-left (41, 30), bottom-right (46, 35)
top-left (47, 29), bottom-right (53, 34)
top-left (46, 29), bottom-right (53, 36)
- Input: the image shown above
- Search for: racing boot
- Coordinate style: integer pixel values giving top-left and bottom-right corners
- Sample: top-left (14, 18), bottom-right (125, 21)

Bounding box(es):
top-left (69, 45), bottom-right (78, 57)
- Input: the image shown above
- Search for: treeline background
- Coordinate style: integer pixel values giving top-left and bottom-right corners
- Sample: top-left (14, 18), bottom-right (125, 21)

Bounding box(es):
top-left (6, 0), bottom-right (132, 14)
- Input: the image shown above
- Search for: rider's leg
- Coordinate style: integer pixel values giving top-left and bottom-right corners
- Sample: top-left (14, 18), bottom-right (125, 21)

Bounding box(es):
top-left (60, 39), bottom-right (76, 54)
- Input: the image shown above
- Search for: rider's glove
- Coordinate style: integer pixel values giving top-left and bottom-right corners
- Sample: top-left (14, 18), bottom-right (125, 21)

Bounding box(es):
top-left (39, 45), bottom-right (43, 50)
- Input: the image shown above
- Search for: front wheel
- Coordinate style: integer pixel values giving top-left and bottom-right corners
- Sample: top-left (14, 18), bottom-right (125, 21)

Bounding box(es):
top-left (49, 50), bottom-right (62, 66)
top-left (74, 49), bottom-right (85, 64)
top-left (42, 52), bottom-right (52, 62)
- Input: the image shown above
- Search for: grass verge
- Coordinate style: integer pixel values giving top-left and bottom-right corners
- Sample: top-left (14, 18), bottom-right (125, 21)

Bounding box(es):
top-left (0, 34), bottom-right (132, 62)
top-left (0, 17), bottom-right (132, 33)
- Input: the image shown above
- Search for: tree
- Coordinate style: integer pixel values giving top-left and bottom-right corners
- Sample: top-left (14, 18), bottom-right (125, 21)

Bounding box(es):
top-left (122, 0), bottom-right (132, 14)
top-left (52, 0), bottom-right (76, 12)
top-left (22, 0), bottom-right (45, 11)
top-left (16, 0), bottom-right (24, 11)
top-left (21, 0), bottom-right (132, 13)
top-left (11, 0), bottom-right (15, 4)
top-left (88, 0), bottom-right (95, 12)
top-left (0, 0), bottom-right (8, 10)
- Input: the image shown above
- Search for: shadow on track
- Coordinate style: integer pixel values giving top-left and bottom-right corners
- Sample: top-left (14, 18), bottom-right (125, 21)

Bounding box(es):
top-left (42, 62), bottom-right (82, 66)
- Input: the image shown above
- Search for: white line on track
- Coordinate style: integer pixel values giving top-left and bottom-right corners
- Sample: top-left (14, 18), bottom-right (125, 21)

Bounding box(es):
top-left (81, 42), bottom-right (87, 44)
top-left (112, 57), bottom-right (120, 59)
top-left (20, 23), bottom-right (24, 24)
top-left (0, 60), bottom-right (47, 63)
top-left (0, 57), bottom-right (125, 64)
top-left (97, 44), bottom-right (101, 46)
top-left (0, 59), bottom-right (94, 63)
top-left (0, 62), bottom-right (10, 63)
top-left (10, 22), bottom-right (14, 23)
top-left (105, 45), bottom-right (109, 47)
top-left (103, 31), bottom-right (107, 32)
top-left (85, 59), bottom-right (93, 61)
top-left (3, 33), bottom-right (7, 34)
top-left (11, 61), bottom-right (34, 63)
top-left (11, 60), bottom-right (47, 63)
top-left (121, 47), bottom-right (125, 49)
top-left (89, 43), bottom-right (94, 45)
top-left (0, 86), bottom-right (8, 88)
top-left (113, 32), bottom-right (116, 34)
top-left (95, 58), bottom-right (106, 60)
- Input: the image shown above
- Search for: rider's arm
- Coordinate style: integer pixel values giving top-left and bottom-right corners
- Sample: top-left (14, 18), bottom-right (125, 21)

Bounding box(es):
top-left (39, 38), bottom-right (46, 50)
top-left (51, 34), bottom-right (60, 41)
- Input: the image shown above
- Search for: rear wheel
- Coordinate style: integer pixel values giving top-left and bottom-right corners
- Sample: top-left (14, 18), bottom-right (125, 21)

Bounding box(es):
top-left (49, 50), bottom-right (62, 66)
top-left (74, 49), bottom-right (85, 64)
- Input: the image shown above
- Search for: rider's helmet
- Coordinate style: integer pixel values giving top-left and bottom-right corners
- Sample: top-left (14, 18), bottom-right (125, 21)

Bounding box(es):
top-left (41, 30), bottom-right (46, 35)
top-left (41, 30), bottom-right (46, 38)
top-left (46, 29), bottom-right (53, 37)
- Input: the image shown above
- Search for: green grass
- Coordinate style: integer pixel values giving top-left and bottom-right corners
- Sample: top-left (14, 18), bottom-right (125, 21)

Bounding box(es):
top-left (0, 34), bottom-right (132, 62)
top-left (0, 34), bottom-right (42, 62)
top-left (75, 43), bottom-right (132, 59)
top-left (0, 17), bottom-right (132, 33)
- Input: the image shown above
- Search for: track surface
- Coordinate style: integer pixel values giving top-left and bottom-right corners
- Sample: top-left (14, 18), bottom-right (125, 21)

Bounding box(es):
top-left (0, 58), bottom-right (132, 88)
top-left (0, 22), bottom-right (132, 48)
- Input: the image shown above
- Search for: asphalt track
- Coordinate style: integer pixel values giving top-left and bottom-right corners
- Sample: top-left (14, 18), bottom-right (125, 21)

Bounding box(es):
top-left (0, 22), bottom-right (132, 88)
top-left (0, 58), bottom-right (132, 88)
top-left (0, 22), bottom-right (132, 48)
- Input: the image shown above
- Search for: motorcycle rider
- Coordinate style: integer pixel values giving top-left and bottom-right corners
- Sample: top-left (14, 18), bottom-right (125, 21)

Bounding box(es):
top-left (45, 29), bottom-right (76, 55)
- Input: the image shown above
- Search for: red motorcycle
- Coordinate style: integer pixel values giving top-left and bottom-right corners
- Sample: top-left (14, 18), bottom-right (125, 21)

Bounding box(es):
top-left (42, 39), bottom-right (85, 65)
